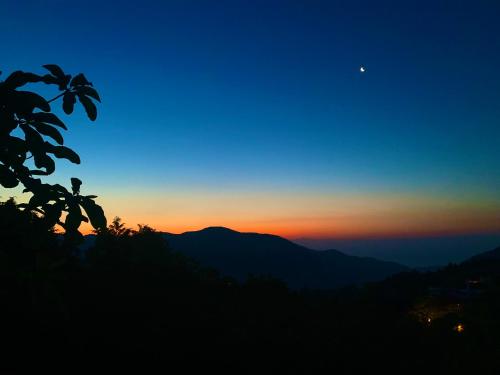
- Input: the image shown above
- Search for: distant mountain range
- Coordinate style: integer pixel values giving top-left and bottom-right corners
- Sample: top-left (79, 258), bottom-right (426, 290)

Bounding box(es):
top-left (162, 227), bottom-right (408, 289)
top-left (80, 227), bottom-right (500, 289)
top-left (467, 246), bottom-right (500, 262)
top-left (293, 233), bottom-right (500, 267)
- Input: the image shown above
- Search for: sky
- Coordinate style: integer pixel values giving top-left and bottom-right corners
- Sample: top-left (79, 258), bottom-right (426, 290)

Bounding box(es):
top-left (1, 0), bottom-right (500, 239)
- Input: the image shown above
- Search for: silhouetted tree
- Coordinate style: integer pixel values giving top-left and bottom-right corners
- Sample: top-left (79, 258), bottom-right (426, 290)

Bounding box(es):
top-left (0, 65), bottom-right (106, 242)
top-left (0, 197), bottom-right (59, 269)
top-left (107, 216), bottom-right (134, 237)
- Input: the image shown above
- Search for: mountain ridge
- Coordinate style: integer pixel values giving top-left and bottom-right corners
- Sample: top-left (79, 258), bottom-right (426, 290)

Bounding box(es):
top-left (467, 246), bottom-right (500, 262)
top-left (162, 226), bottom-right (408, 289)
top-left (293, 233), bottom-right (500, 267)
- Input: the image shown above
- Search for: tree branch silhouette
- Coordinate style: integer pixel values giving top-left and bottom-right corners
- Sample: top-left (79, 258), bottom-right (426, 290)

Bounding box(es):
top-left (0, 64), bottom-right (106, 244)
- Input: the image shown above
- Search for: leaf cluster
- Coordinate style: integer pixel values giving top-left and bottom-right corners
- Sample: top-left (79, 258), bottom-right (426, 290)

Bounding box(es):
top-left (0, 65), bottom-right (106, 240)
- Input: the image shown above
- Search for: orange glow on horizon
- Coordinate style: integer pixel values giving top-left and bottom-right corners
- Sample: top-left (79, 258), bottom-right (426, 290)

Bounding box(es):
top-left (10, 185), bottom-right (500, 240)
top-left (79, 220), bottom-right (500, 239)
top-left (78, 203), bottom-right (500, 240)
top-left (76, 187), bottom-right (500, 238)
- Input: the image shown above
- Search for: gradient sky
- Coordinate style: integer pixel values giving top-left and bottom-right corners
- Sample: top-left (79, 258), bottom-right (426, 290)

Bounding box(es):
top-left (1, 0), bottom-right (499, 238)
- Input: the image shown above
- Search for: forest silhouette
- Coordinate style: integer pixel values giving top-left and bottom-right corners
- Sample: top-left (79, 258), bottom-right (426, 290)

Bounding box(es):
top-left (1, 67), bottom-right (500, 373)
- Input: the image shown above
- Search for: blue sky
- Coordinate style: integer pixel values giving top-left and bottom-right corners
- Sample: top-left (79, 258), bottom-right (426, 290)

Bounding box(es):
top-left (1, 0), bottom-right (499, 237)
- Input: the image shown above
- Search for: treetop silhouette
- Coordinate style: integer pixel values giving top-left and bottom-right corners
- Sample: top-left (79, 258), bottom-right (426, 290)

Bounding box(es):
top-left (0, 65), bottom-right (106, 241)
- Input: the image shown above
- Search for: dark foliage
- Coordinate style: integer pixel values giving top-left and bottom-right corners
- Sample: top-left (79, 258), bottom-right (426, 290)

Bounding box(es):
top-left (0, 65), bottom-right (106, 242)
top-left (1, 204), bottom-right (500, 374)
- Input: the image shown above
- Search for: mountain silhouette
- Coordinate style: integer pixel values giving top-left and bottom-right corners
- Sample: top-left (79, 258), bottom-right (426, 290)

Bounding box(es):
top-left (466, 245), bottom-right (500, 262)
top-left (294, 234), bottom-right (500, 267)
top-left (163, 226), bottom-right (408, 289)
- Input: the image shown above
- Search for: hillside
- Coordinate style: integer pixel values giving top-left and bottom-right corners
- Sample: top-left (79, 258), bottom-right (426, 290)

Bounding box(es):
top-left (163, 226), bottom-right (408, 289)
top-left (467, 246), bottom-right (500, 262)
top-left (294, 234), bottom-right (500, 267)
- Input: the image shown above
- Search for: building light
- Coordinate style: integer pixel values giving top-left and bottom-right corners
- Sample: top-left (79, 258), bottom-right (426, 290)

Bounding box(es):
top-left (454, 323), bottom-right (464, 333)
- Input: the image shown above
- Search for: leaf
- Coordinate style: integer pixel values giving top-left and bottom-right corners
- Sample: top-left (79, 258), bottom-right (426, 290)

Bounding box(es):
top-left (33, 153), bottom-right (55, 175)
top-left (5, 136), bottom-right (27, 154)
top-left (0, 165), bottom-right (18, 188)
top-left (23, 177), bottom-right (42, 191)
top-left (4, 71), bottom-right (42, 89)
top-left (30, 170), bottom-right (51, 176)
top-left (31, 122), bottom-right (64, 144)
top-left (77, 94), bottom-right (97, 121)
top-left (61, 74), bottom-right (71, 90)
top-left (27, 184), bottom-right (58, 208)
top-left (15, 91), bottom-right (50, 112)
top-left (42, 64), bottom-right (65, 79)
top-left (76, 86), bottom-right (101, 102)
top-left (80, 196), bottom-right (107, 230)
top-left (65, 203), bottom-right (83, 232)
top-left (40, 74), bottom-right (59, 85)
top-left (30, 112), bottom-right (67, 130)
top-left (62, 92), bottom-right (76, 114)
top-left (71, 177), bottom-right (82, 195)
top-left (20, 124), bottom-right (45, 153)
top-left (29, 192), bottom-right (50, 208)
top-left (52, 184), bottom-right (70, 194)
top-left (42, 202), bottom-right (64, 227)
top-left (70, 73), bottom-right (91, 87)
top-left (47, 145), bottom-right (81, 164)
top-left (0, 110), bottom-right (17, 133)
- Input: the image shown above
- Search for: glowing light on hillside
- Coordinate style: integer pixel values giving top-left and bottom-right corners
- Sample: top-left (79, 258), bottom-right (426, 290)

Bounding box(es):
top-left (454, 323), bottom-right (464, 333)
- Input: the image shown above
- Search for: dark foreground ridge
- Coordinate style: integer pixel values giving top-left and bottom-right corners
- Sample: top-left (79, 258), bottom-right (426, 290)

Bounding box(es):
top-left (2, 204), bottom-right (500, 373)
top-left (163, 226), bottom-right (408, 289)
